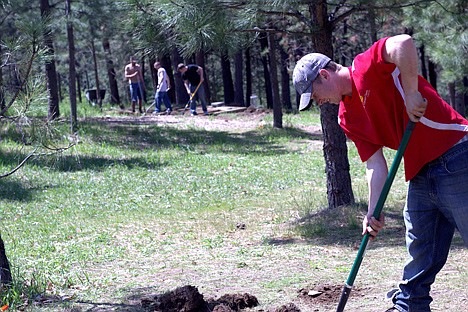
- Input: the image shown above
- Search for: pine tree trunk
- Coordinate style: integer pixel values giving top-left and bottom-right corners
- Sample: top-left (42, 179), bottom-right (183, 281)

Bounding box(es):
top-left (221, 52), bottom-right (234, 105)
top-left (233, 50), bottom-right (244, 106)
top-left (0, 34), bottom-right (4, 114)
top-left (320, 104), bottom-right (355, 207)
top-left (196, 51), bottom-right (210, 103)
top-left (91, 39), bottom-right (102, 107)
top-left (419, 45), bottom-right (427, 80)
top-left (464, 76), bottom-right (468, 117)
top-left (66, 0), bottom-right (77, 132)
top-left (102, 36), bottom-right (120, 107)
top-left (161, 54), bottom-right (176, 104)
top-left (40, 0), bottom-right (60, 120)
top-left (172, 48), bottom-right (189, 106)
top-left (77, 73), bottom-right (82, 103)
top-left (279, 46), bottom-right (292, 111)
top-left (268, 32), bottom-right (282, 128)
top-left (428, 60), bottom-right (437, 91)
top-left (0, 234), bottom-right (12, 285)
top-left (245, 48), bottom-right (252, 107)
top-left (258, 34), bottom-right (273, 109)
top-left (312, 0), bottom-right (354, 208)
top-left (448, 82), bottom-right (456, 110)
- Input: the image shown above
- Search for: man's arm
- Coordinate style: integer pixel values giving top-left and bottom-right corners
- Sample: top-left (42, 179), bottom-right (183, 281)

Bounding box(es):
top-left (184, 81), bottom-right (191, 94)
top-left (197, 66), bottom-right (204, 83)
top-left (383, 34), bottom-right (427, 122)
top-left (125, 66), bottom-right (139, 80)
top-left (363, 148), bottom-right (387, 238)
top-left (165, 72), bottom-right (171, 89)
top-left (124, 65), bottom-right (133, 79)
top-left (157, 70), bottom-right (164, 89)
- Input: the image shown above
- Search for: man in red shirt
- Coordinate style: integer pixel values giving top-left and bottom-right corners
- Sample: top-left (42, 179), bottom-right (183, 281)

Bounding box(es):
top-left (293, 34), bottom-right (468, 311)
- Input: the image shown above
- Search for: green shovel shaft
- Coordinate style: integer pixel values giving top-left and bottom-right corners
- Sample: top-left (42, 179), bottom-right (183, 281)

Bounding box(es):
top-left (336, 121), bottom-right (415, 312)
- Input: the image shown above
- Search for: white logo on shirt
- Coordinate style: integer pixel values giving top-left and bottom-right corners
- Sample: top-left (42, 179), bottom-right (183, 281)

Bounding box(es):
top-left (361, 90), bottom-right (370, 107)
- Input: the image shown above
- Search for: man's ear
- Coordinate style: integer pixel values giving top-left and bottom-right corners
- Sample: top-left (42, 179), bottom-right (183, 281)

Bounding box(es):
top-left (319, 68), bottom-right (329, 80)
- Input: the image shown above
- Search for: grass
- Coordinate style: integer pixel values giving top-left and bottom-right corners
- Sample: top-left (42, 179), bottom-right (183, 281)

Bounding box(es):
top-left (0, 106), bottom-right (466, 311)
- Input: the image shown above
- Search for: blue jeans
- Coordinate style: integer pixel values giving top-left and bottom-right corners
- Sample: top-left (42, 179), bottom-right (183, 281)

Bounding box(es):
top-left (129, 83), bottom-right (143, 102)
top-left (391, 140), bottom-right (468, 311)
top-left (189, 84), bottom-right (208, 114)
top-left (154, 91), bottom-right (172, 112)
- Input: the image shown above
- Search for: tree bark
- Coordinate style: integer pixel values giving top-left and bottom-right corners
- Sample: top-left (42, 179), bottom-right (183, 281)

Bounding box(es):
top-left (221, 52), bottom-right (234, 105)
top-left (161, 54), bottom-right (176, 103)
top-left (66, 0), bottom-right (77, 132)
top-left (196, 51), bottom-right (210, 102)
top-left (320, 104), bottom-right (355, 207)
top-left (102, 36), bottom-right (120, 107)
top-left (464, 76), bottom-right (468, 117)
top-left (0, 34), bottom-right (4, 114)
top-left (419, 45), bottom-right (427, 80)
top-left (268, 32), bottom-right (282, 128)
top-left (90, 38), bottom-right (102, 107)
top-left (233, 50), bottom-right (244, 106)
top-left (245, 48), bottom-right (252, 107)
top-left (171, 48), bottom-right (189, 105)
top-left (311, 0), bottom-right (354, 208)
top-left (279, 45), bottom-right (292, 111)
top-left (368, 8), bottom-right (378, 43)
top-left (40, 0), bottom-right (60, 120)
top-left (448, 82), bottom-right (456, 110)
top-left (0, 234), bottom-right (12, 285)
top-left (428, 59), bottom-right (437, 91)
top-left (77, 72), bottom-right (82, 103)
top-left (258, 34), bottom-right (273, 109)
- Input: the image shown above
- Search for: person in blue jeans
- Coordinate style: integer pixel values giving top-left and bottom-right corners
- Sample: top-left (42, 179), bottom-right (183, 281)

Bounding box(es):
top-left (124, 56), bottom-right (145, 113)
top-left (153, 62), bottom-right (172, 115)
top-left (293, 34), bottom-right (468, 311)
top-left (177, 63), bottom-right (209, 116)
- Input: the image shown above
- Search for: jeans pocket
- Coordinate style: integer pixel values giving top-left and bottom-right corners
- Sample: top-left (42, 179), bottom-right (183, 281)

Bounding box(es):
top-left (444, 147), bottom-right (468, 174)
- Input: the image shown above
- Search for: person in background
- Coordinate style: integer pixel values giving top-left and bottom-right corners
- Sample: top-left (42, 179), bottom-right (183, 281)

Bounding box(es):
top-left (124, 56), bottom-right (145, 113)
top-left (177, 63), bottom-right (209, 116)
top-left (152, 62), bottom-right (172, 115)
top-left (293, 34), bottom-right (468, 312)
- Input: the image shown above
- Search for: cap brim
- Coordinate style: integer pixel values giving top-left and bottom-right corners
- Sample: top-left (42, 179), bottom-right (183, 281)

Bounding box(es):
top-left (299, 93), bottom-right (312, 111)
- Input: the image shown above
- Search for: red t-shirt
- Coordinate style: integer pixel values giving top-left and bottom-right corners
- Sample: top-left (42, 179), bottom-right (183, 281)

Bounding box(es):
top-left (339, 37), bottom-right (468, 181)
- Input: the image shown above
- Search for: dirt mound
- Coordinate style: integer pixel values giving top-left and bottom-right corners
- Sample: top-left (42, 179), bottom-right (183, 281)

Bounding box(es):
top-left (267, 303), bottom-right (301, 312)
top-left (298, 283), bottom-right (366, 306)
top-left (207, 293), bottom-right (259, 310)
top-left (140, 284), bottom-right (359, 311)
top-left (140, 285), bottom-right (259, 312)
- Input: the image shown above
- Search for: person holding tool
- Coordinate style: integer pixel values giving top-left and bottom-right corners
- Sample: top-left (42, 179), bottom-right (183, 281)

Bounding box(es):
top-left (124, 56), bottom-right (146, 114)
top-left (177, 63), bottom-right (209, 116)
top-left (152, 61), bottom-right (173, 115)
top-left (293, 34), bottom-right (468, 311)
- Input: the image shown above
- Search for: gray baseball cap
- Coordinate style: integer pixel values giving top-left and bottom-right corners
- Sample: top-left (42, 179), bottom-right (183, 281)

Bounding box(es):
top-left (293, 53), bottom-right (331, 110)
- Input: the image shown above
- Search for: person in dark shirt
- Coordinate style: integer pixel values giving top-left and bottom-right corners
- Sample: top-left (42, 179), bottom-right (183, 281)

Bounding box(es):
top-left (177, 63), bottom-right (209, 116)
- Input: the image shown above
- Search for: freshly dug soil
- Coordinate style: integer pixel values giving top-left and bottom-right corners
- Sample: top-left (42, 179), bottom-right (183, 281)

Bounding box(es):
top-left (140, 285), bottom-right (259, 312)
top-left (140, 284), bottom-right (364, 311)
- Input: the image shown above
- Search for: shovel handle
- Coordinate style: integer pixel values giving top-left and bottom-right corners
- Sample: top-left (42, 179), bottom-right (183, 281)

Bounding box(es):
top-left (336, 121), bottom-right (416, 312)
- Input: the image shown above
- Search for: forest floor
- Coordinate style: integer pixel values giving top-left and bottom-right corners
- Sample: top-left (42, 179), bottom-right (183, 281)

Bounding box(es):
top-left (25, 106), bottom-right (467, 312)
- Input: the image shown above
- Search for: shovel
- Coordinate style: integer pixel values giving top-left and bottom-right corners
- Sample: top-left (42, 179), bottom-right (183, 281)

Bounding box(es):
top-left (336, 120), bottom-right (416, 312)
top-left (180, 81), bottom-right (203, 115)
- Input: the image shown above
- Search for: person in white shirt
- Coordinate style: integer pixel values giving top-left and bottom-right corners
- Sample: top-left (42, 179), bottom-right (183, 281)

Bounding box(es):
top-left (152, 62), bottom-right (172, 114)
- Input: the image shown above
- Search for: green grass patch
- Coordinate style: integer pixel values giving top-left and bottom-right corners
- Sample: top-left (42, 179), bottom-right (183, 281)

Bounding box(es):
top-left (0, 109), bottom-right (465, 311)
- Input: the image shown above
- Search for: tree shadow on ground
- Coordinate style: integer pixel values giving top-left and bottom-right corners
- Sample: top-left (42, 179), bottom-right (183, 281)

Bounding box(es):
top-left (0, 178), bottom-right (34, 202)
top-left (1, 119), bottom-right (319, 173)
top-left (80, 118), bottom-right (318, 155)
top-left (279, 203), bottom-right (466, 250)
